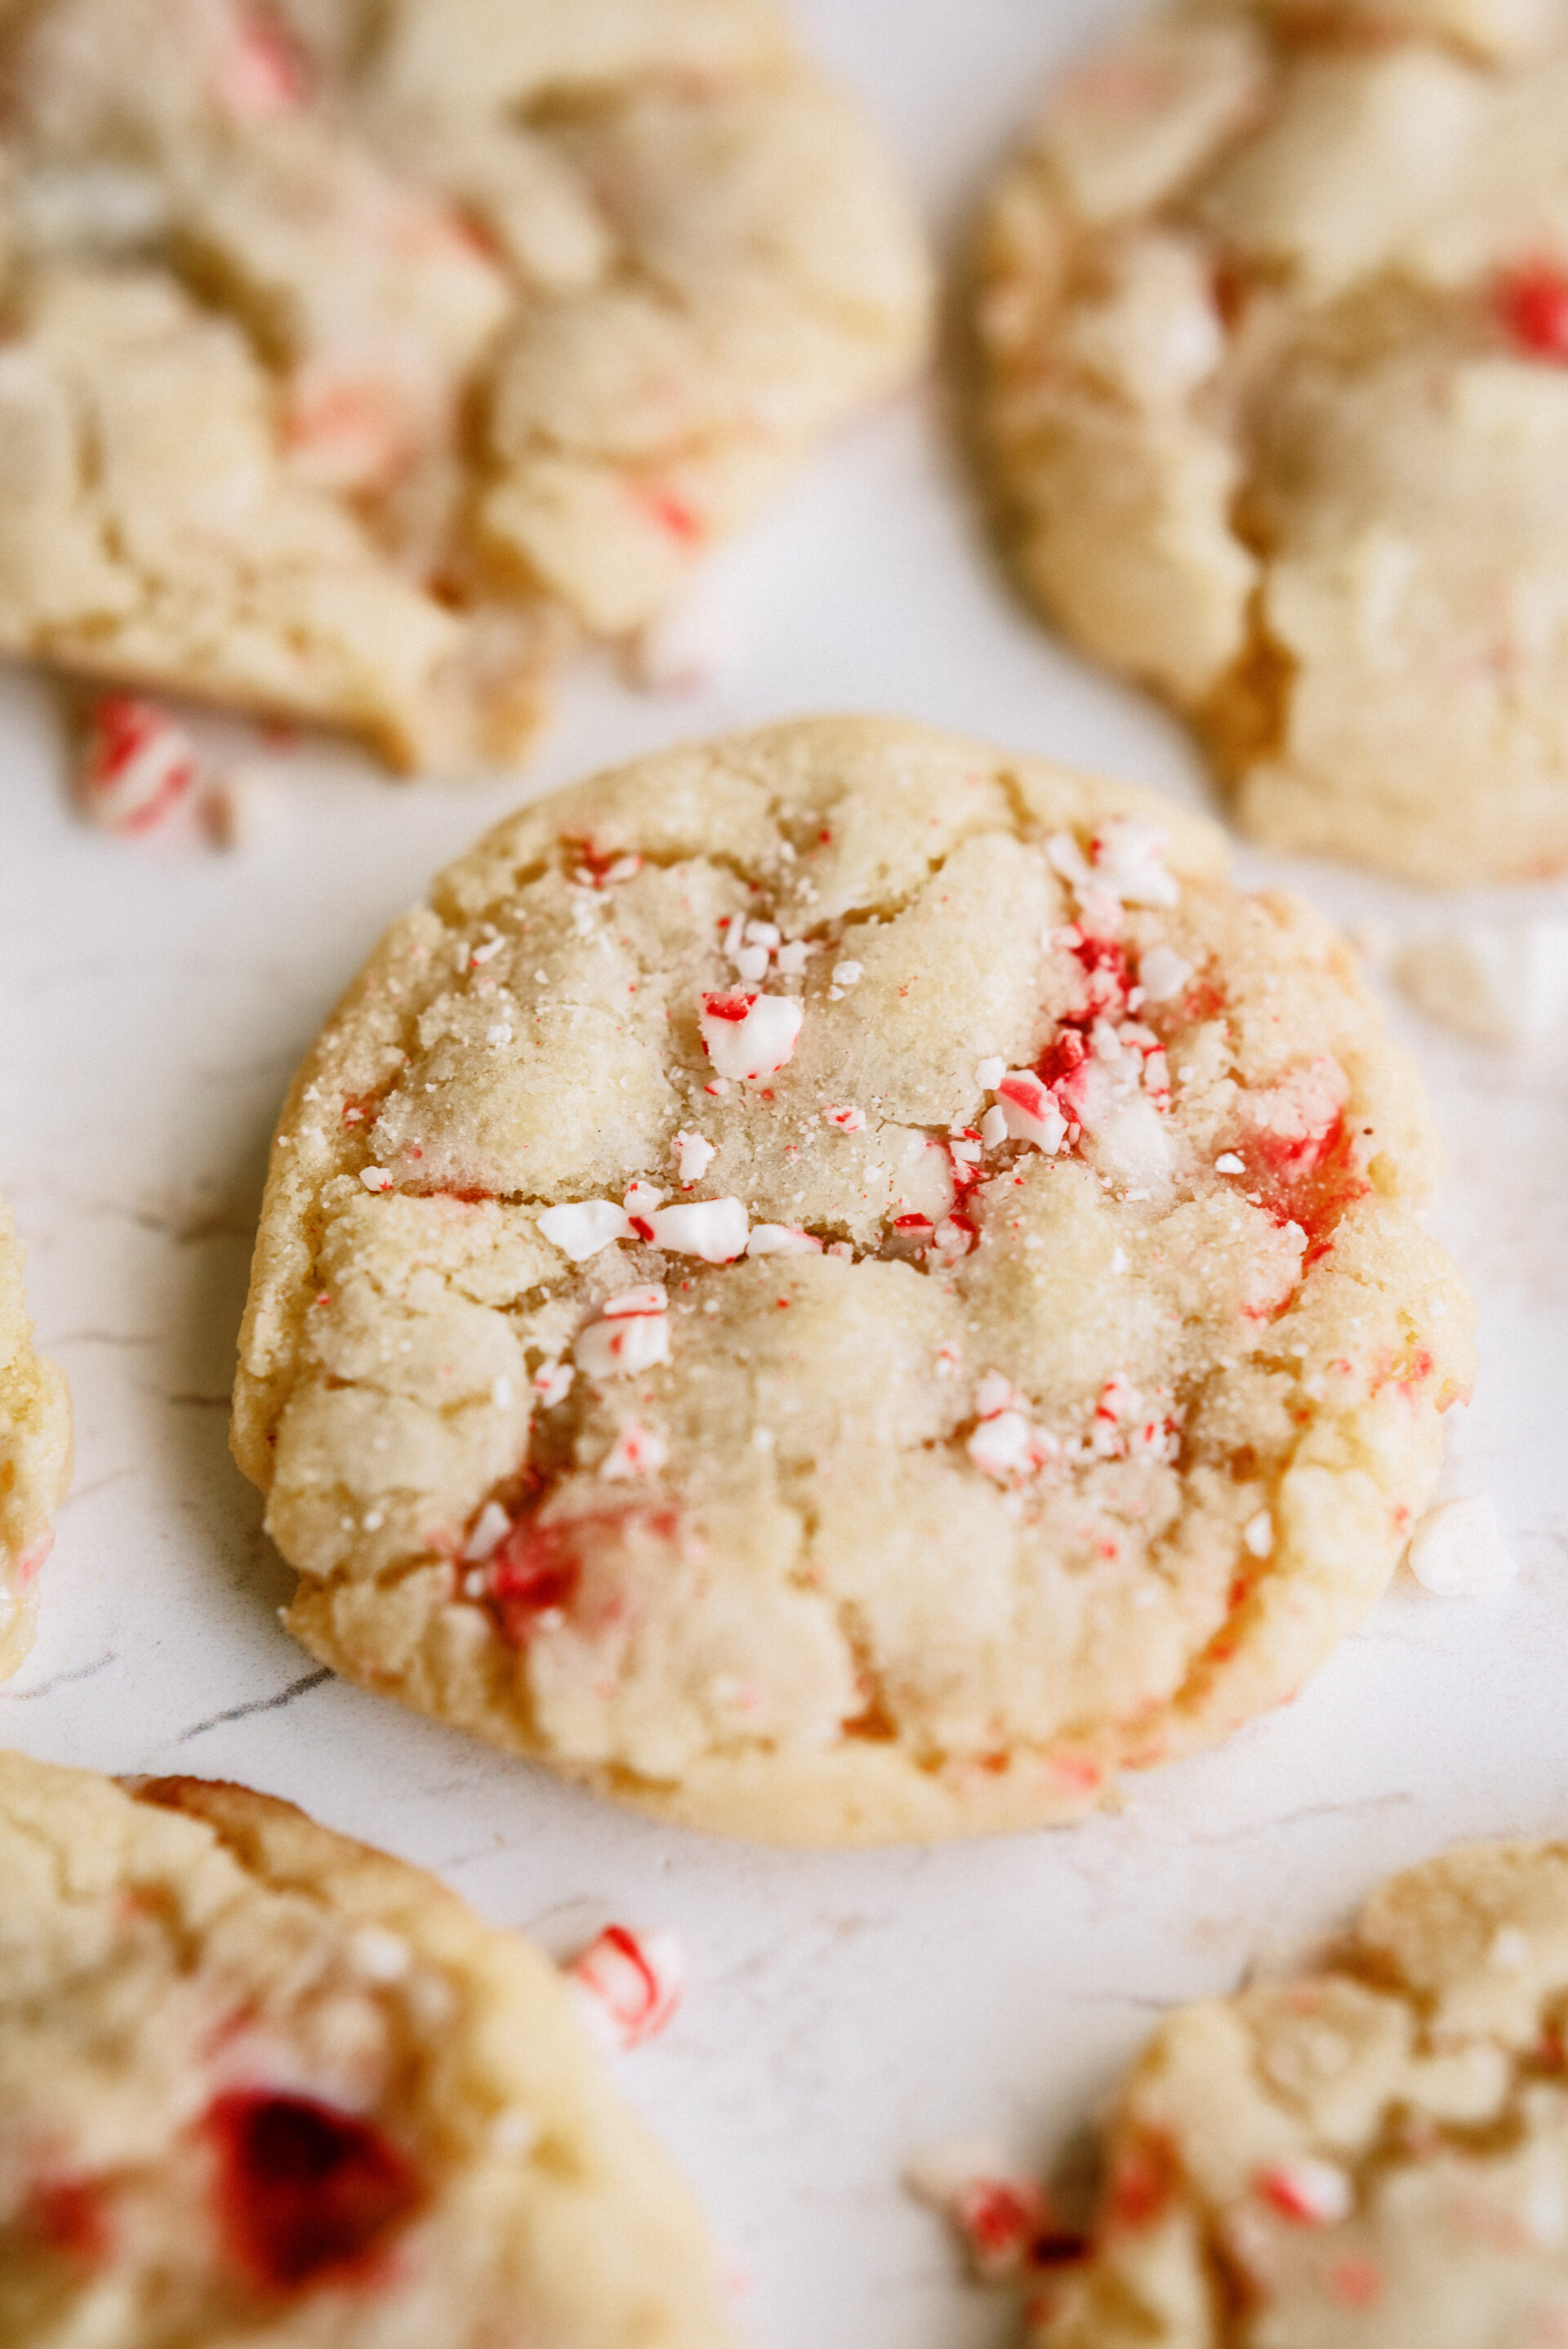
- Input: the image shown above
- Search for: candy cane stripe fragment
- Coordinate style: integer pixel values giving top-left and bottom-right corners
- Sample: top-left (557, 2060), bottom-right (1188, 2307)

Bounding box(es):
top-left (568, 1926), bottom-right (686, 2051)
top-left (697, 992), bottom-right (803, 1081)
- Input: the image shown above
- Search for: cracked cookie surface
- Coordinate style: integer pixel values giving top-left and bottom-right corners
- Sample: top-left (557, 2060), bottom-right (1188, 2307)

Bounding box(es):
top-left (0, 1750), bottom-right (733, 2349)
top-left (0, 0), bottom-right (930, 769)
top-left (1031, 1839), bottom-right (1568, 2348)
top-left (232, 715), bottom-right (1473, 1846)
top-left (0, 1197), bottom-right (71, 1682)
top-left (973, 0), bottom-right (1568, 883)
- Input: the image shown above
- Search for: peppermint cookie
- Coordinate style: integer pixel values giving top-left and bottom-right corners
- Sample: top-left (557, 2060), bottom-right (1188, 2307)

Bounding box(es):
top-left (0, 1198), bottom-right (71, 1681)
top-left (973, 0), bottom-right (1568, 883)
top-left (232, 716), bottom-right (1473, 1846)
top-left (1028, 1839), bottom-right (1568, 2347)
top-left (0, 0), bottom-right (930, 771)
top-left (0, 1750), bottom-right (733, 2348)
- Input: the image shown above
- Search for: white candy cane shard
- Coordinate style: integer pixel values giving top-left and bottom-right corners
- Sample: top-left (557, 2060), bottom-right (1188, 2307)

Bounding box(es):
top-left (568, 1925), bottom-right (687, 2052)
top-left (1091, 818), bottom-right (1179, 907)
top-left (996, 1072), bottom-right (1067, 1154)
top-left (968, 1410), bottom-right (1044, 1483)
top-left (461, 1500), bottom-right (511, 1562)
top-left (601, 1421), bottom-right (668, 1480)
top-left (359, 1166), bottom-right (394, 1192)
top-left (1395, 921), bottom-right (1568, 1048)
top-left (1138, 943), bottom-right (1194, 1003)
top-left (78, 694), bottom-right (198, 834)
top-left (647, 1197), bottom-right (750, 1263)
top-left (575, 1311), bottom-right (670, 1380)
top-left (980, 1105), bottom-right (1009, 1148)
top-left (1242, 1509), bottom-right (1275, 1558)
top-left (538, 1200), bottom-right (635, 1260)
top-left (1407, 1494), bottom-right (1518, 1596)
top-left (822, 1103), bottom-right (866, 1133)
top-left (974, 1056), bottom-right (1006, 1090)
top-left (533, 1358), bottom-right (574, 1409)
top-left (906, 2140), bottom-right (1055, 2282)
top-left (1257, 2160), bottom-right (1354, 2226)
top-left (673, 1130), bottom-right (716, 1188)
top-left (697, 992), bottom-right (803, 1081)
top-left (1046, 831), bottom-right (1095, 890)
top-left (746, 1224), bottom-right (822, 1257)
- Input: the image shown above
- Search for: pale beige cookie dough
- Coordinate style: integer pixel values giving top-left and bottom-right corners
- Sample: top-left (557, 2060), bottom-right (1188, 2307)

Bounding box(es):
top-left (0, 1749), bottom-right (734, 2349)
top-left (0, 1197), bottom-right (71, 1681)
top-left (1030, 1839), bottom-right (1568, 2349)
top-left (973, 0), bottom-right (1568, 884)
top-left (0, 0), bottom-right (930, 770)
top-left (231, 716), bottom-right (1473, 1848)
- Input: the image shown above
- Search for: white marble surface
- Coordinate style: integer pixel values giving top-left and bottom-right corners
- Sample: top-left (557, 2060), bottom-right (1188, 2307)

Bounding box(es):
top-left (2, 4), bottom-right (1567, 2343)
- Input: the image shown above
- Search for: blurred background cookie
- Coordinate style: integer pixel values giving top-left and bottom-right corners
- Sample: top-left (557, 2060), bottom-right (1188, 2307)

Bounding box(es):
top-left (0, 1196), bottom-right (70, 1681)
top-left (1022, 1836), bottom-right (1568, 2346)
top-left (0, 1750), bottom-right (733, 2348)
top-left (971, 0), bottom-right (1568, 883)
top-left (0, 0), bottom-right (932, 771)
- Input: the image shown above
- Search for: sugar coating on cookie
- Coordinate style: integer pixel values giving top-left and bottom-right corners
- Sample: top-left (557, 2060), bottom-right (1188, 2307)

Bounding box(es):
top-left (1028, 1839), bottom-right (1568, 2347)
top-left (0, 0), bottom-right (930, 771)
top-left (0, 1198), bottom-right (72, 1681)
top-left (974, 0), bottom-right (1568, 883)
top-left (232, 717), bottom-right (1473, 1847)
top-left (0, 1752), bottom-right (733, 2347)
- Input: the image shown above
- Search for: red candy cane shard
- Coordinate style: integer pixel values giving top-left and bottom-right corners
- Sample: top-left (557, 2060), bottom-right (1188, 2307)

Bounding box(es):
top-left (568, 1925), bottom-right (686, 2051)
top-left (78, 696), bottom-right (198, 836)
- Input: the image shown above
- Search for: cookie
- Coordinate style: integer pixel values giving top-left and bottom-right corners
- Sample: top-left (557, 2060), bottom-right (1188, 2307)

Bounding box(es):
top-left (230, 715), bottom-right (1473, 1848)
top-left (973, 0), bottom-right (1568, 884)
top-left (1027, 1838), bottom-right (1568, 2347)
top-left (0, 1749), bottom-right (733, 2348)
top-left (0, 1198), bottom-right (71, 1682)
top-left (0, 0), bottom-right (930, 772)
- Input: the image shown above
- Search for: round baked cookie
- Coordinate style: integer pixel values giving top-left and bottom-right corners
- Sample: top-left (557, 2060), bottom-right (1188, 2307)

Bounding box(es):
top-left (231, 716), bottom-right (1474, 1848)
top-left (0, 0), bottom-right (930, 772)
top-left (0, 1197), bottom-right (71, 1682)
top-left (973, 0), bottom-right (1568, 885)
top-left (0, 1749), bottom-right (733, 2348)
top-left (1027, 1839), bottom-right (1568, 2348)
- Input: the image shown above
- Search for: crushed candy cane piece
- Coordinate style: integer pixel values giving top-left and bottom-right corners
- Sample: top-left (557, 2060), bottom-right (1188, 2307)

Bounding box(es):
top-left (1242, 1509), bottom-right (1275, 1558)
top-left (575, 1307), bottom-right (670, 1380)
top-left (889, 1214), bottom-right (934, 1254)
top-left (832, 961), bottom-right (864, 988)
top-left (1047, 831), bottom-right (1095, 891)
top-left (997, 1072), bottom-right (1068, 1154)
top-left (1394, 922), bottom-right (1568, 1047)
top-left (1407, 1494), bottom-right (1517, 1596)
top-left (538, 1200), bottom-right (635, 1260)
top-left (822, 1103), bottom-right (866, 1133)
top-left (746, 1224), bottom-right (822, 1257)
top-left (601, 1422), bottom-right (668, 1481)
top-left (1257, 2160), bottom-right (1353, 2226)
top-left (629, 591), bottom-right (738, 695)
top-left (603, 1283), bottom-right (667, 1318)
top-left (980, 1105), bottom-right (1008, 1148)
top-left (359, 1166), bottom-right (394, 1193)
top-left (647, 1197), bottom-right (750, 1263)
top-left (568, 1925), bottom-right (686, 2052)
top-left (1214, 1152), bottom-right (1245, 1175)
top-left (697, 992), bottom-right (803, 1081)
top-left (734, 945), bottom-right (770, 982)
top-left (906, 2140), bottom-right (1067, 2284)
top-left (1091, 818), bottom-right (1179, 907)
top-left (78, 695), bottom-right (198, 834)
top-left (969, 1411), bottom-right (1046, 1482)
top-left (975, 1370), bottom-right (1024, 1419)
top-left (975, 1055), bottom-right (1005, 1090)
top-left (533, 1358), bottom-right (573, 1409)
top-left (673, 1130), bottom-right (716, 1188)
top-left (746, 920), bottom-right (781, 948)
top-left (1138, 943), bottom-right (1193, 1003)
top-left (775, 940), bottom-right (810, 977)
top-left (462, 1501), bottom-right (511, 1562)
